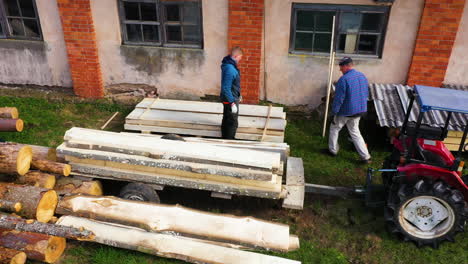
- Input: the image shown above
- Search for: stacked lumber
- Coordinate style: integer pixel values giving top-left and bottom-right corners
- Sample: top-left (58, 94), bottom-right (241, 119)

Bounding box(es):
top-left (124, 98), bottom-right (287, 142)
top-left (55, 194), bottom-right (301, 264)
top-left (0, 107), bottom-right (23, 132)
top-left (57, 127), bottom-right (285, 199)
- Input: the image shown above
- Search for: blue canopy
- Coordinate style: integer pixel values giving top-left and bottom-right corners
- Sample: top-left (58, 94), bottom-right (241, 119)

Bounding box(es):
top-left (415, 85), bottom-right (468, 114)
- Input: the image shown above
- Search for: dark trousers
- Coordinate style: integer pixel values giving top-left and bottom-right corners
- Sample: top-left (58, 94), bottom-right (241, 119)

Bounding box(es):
top-left (221, 101), bottom-right (239, 139)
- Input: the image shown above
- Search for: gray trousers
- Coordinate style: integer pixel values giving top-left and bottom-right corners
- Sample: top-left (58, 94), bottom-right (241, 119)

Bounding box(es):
top-left (328, 115), bottom-right (371, 160)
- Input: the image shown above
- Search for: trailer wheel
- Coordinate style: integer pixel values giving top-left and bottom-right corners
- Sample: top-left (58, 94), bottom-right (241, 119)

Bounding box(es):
top-left (119, 183), bottom-right (160, 203)
top-left (385, 180), bottom-right (466, 247)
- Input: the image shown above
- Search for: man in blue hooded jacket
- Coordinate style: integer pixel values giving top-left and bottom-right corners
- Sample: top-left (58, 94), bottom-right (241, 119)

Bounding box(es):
top-left (220, 47), bottom-right (243, 139)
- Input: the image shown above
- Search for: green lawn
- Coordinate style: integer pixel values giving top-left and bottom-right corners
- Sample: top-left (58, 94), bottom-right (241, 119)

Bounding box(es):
top-left (0, 96), bottom-right (466, 264)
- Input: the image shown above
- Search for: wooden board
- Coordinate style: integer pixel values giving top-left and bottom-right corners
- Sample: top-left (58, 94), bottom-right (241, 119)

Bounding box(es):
top-left (282, 157), bottom-right (305, 210)
top-left (136, 98), bottom-right (287, 119)
top-left (69, 163), bottom-right (284, 199)
top-left (448, 130), bottom-right (465, 137)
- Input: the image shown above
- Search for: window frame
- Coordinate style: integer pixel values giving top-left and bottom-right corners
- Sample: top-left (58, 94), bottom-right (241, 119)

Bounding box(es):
top-left (289, 4), bottom-right (390, 58)
top-left (0, 0), bottom-right (43, 41)
top-left (118, 0), bottom-right (204, 49)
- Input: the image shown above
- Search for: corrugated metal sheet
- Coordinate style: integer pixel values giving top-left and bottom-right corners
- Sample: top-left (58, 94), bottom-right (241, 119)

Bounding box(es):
top-left (370, 83), bottom-right (467, 132)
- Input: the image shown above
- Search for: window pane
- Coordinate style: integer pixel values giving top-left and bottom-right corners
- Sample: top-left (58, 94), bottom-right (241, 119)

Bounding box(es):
top-left (19, 0), bottom-right (36, 18)
top-left (294, 32), bottom-right (312, 52)
top-left (124, 2), bottom-right (140, 20)
top-left (183, 2), bottom-right (199, 24)
top-left (166, 4), bottom-right (180, 22)
top-left (337, 34), bottom-right (346, 52)
top-left (8, 18), bottom-right (24, 36)
top-left (126, 24), bottom-right (142, 42)
top-left (358, 34), bottom-right (378, 54)
top-left (5, 0), bottom-right (20, 16)
top-left (143, 24), bottom-right (159, 42)
top-left (361, 13), bottom-right (382, 32)
top-left (0, 23), bottom-right (4, 36)
top-left (315, 12), bottom-right (334, 32)
top-left (314, 33), bottom-right (331, 52)
top-left (167, 25), bottom-right (181, 41)
top-left (342, 34), bottom-right (357, 54)
top-left (24, 19), bottom-right (39, 37)
top-left (183, 25), bottom-right (200, 43)
top-left (140, 3), bottom-right (157, 21)
top-left (296, 10), bottom-right (314, 31)
top-left (340, 12), bottom-right (361, 34)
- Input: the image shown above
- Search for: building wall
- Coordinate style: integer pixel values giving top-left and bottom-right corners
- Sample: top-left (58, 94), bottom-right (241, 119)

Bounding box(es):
top-left (264, 0), bottom-right (424, 107)
top-left (445, 1), bottom-right (468, 85)
top-left (90, 0), bottom-right (228, 100)
top-left (0, 0), bottom-right (71, 87)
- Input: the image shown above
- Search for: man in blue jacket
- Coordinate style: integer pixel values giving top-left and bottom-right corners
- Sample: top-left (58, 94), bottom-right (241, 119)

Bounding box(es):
top-left (220, 47), bottom-right (243, 139)
top-left (327, 57), bottom-right (371, 163)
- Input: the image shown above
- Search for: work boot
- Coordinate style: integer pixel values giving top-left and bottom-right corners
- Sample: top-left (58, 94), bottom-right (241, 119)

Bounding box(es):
top-left (321, 149), bottom-right (337, 157)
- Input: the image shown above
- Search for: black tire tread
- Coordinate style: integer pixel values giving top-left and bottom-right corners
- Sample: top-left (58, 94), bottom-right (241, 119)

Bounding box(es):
top-left (119, 182), bottom-right (160, 203)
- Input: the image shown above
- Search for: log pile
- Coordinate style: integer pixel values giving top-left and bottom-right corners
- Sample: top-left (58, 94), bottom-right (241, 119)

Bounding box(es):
top-left (124, 98), bottom-right (287, 142)
top-left (57, 127), bottom-right (285, 199)
top-left (0, 107), bottom-right (23, 132)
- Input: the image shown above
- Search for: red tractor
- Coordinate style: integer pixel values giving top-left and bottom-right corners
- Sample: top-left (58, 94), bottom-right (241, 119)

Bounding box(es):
top-left (374, 85), bottom-right (468, 247)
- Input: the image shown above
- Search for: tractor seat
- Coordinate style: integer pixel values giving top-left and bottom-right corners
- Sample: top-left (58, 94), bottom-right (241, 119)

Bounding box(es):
top-left (405, 122), bottom-right (448, 141)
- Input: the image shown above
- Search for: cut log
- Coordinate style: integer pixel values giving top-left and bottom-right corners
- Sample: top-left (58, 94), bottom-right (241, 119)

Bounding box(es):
top-left (0, 143), bottom-right (32, 176)
top-left (0, 213), bottom-right (94, 240)
top-left (0, 200), bottom-right (22, 213)
top-left (57, 216), bottom-right (301, 264)
top-left (0, 229), bottom-right (65, 263)
top-left (31, 159), bottom-right (71, 176)
top-left (0, 247), bottom-right (26, 264)
top-left (57, 194), bottom-right (299, 252)
top-left (0, 119), bottom-right (23, 132)
top-left (0, 107), bottom-right (19, 119)
top-left (16, 171), bottom-right (56, 189)
top-left (15, 144), bottom-right (58, 162)
top-left (54, 177), bottom-right (103, 196)
top-left (0, 183), bottom-right (58, 223)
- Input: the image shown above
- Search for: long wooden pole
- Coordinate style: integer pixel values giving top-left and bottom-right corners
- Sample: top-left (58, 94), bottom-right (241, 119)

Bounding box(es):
top-left (322, 16), bottom-right (336, 138)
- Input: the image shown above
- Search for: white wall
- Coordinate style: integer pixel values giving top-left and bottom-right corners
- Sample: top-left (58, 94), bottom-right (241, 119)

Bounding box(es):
top-left (445, 1), bottom-right (468, 85)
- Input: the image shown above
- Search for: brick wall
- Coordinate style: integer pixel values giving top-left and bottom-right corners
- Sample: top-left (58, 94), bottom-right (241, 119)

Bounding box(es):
top-left (57, 0), bottom-right (104, 98)
top-left (228, 0), bottom-right (264, 104)
top-left (407, 0), bottom-right (466, 87)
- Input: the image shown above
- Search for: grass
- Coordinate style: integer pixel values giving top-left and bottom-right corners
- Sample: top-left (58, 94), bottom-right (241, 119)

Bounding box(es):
top-left (1, 96), bottom-right (465, 264)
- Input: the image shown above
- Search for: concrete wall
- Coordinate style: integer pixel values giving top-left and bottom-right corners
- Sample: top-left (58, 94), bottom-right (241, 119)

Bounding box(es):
top-left (264, 0), bottom-right (424, 107)
top-left (0, 0), bottom-right (71, 87)
top-left (445, 1), bottom-right (468, 85)
top-left (90, 0), bottom-right (228, 99)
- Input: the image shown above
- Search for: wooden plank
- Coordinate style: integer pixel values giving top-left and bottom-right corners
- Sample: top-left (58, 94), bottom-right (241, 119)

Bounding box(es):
top-left (261, 105), bottom-right (273, 142)
top-left (135, 98), bottom-right (286, 119)
top-left (69, 163), bottom-right (283, 199)
top-left (126, 108), bottom-right (286, 130)
top-left (282, 185), bottom-right (305, 210)
top-left (124, 124), bottom-right (285, 142)
top-left (448, 130), bottom-right (464, 137)
top-left (57, 216), bottom-right (301, 264)
top-left (443, 136), bottom-right (463, 144)
top-left (444, 143), bottom-right (465, 152)
top-left (64, 128), bottom-right (281, 171)
top-left (286, 157), bottom-right (305, 186)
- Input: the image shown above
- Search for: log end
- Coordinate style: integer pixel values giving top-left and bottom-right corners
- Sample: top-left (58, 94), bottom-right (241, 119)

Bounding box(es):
top-left (16, 146), bottom-right (32, 176)
top-left (36, 190), bottom-right (58, 223)
top-left (11, 252), bottom-right (26, 264)
top-left (45, 236), bottom-right (66, 263)
top-left (63, 164), bottom-right (72, 177)
top-left (47, 148), bottom-right (58, 162)
top-left (15, 119), bottom-right (23, 132)
top-left (84, 181), bottom-right (103, 196)
top-left (14, 202), bottom-right (22, 213)
top-left (44, 175), bottom-right (56, 189)
top-left (288, 235), bottom-right (300, 251)
top-left (9, 107), bottom-right (19, 119)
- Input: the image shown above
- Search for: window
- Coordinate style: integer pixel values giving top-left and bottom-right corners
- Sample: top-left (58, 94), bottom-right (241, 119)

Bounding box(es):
top-left (118, 0), bottom-right (203, 48)
top-left (290, 4), bottom-right (390, 57)
top-left (0, 0), bottom-right (42, 40)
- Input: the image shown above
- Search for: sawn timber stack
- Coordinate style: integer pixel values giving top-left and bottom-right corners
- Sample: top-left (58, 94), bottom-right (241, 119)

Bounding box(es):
top-left (57, 127), bottom-right (285, 199)
top-left (124, 98), bottom-right (286, 142)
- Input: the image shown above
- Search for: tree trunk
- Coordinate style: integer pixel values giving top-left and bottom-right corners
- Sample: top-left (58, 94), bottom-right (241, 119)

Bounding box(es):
top-left (57, 194), bottom-right (299, 252)
top-left (0, 107), bottom-right (19, 119)
top-left (15, 144), bottom-right (57, 162)
top-left (31, 159), bottom-right (71, 176)
top-left (54, 177), bottom-right (102, 196)
top-left (0, 247), bottom-right (26, 264)
top-left (16, 171), bottom-right (56, 189)
top-left (0, 213), bottom-right (94, 240)
top-left (0, 229), bottom-right (65, 263)
top-left (0, 143), bottom-right (32, 176)
top-left (57, 216), bottom-right (300, 264)
top-left (0, 200), bottom-right (22, 213)
top-left (0, 183), bottom-right (58, 223)
top-left (0, 119), bottom-right (23, 132)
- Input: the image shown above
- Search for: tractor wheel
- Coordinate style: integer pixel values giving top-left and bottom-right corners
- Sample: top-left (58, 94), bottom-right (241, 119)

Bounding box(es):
top-left (385, 179), bottom-right (466, 247)
top-left (119, 183), bottom-right (160, 203)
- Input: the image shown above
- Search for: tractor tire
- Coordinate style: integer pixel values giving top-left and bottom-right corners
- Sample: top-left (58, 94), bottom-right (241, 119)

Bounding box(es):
top-left (385, 179), bottom-right (466, 248)
top-left (119, 183), bottom-right (160, 203)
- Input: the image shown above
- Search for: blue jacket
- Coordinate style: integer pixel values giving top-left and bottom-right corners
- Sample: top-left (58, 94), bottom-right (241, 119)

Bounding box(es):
top-left (332, 69), bottom-right (369, 116)
top-left (220, 56), bottom-right (241, 103)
